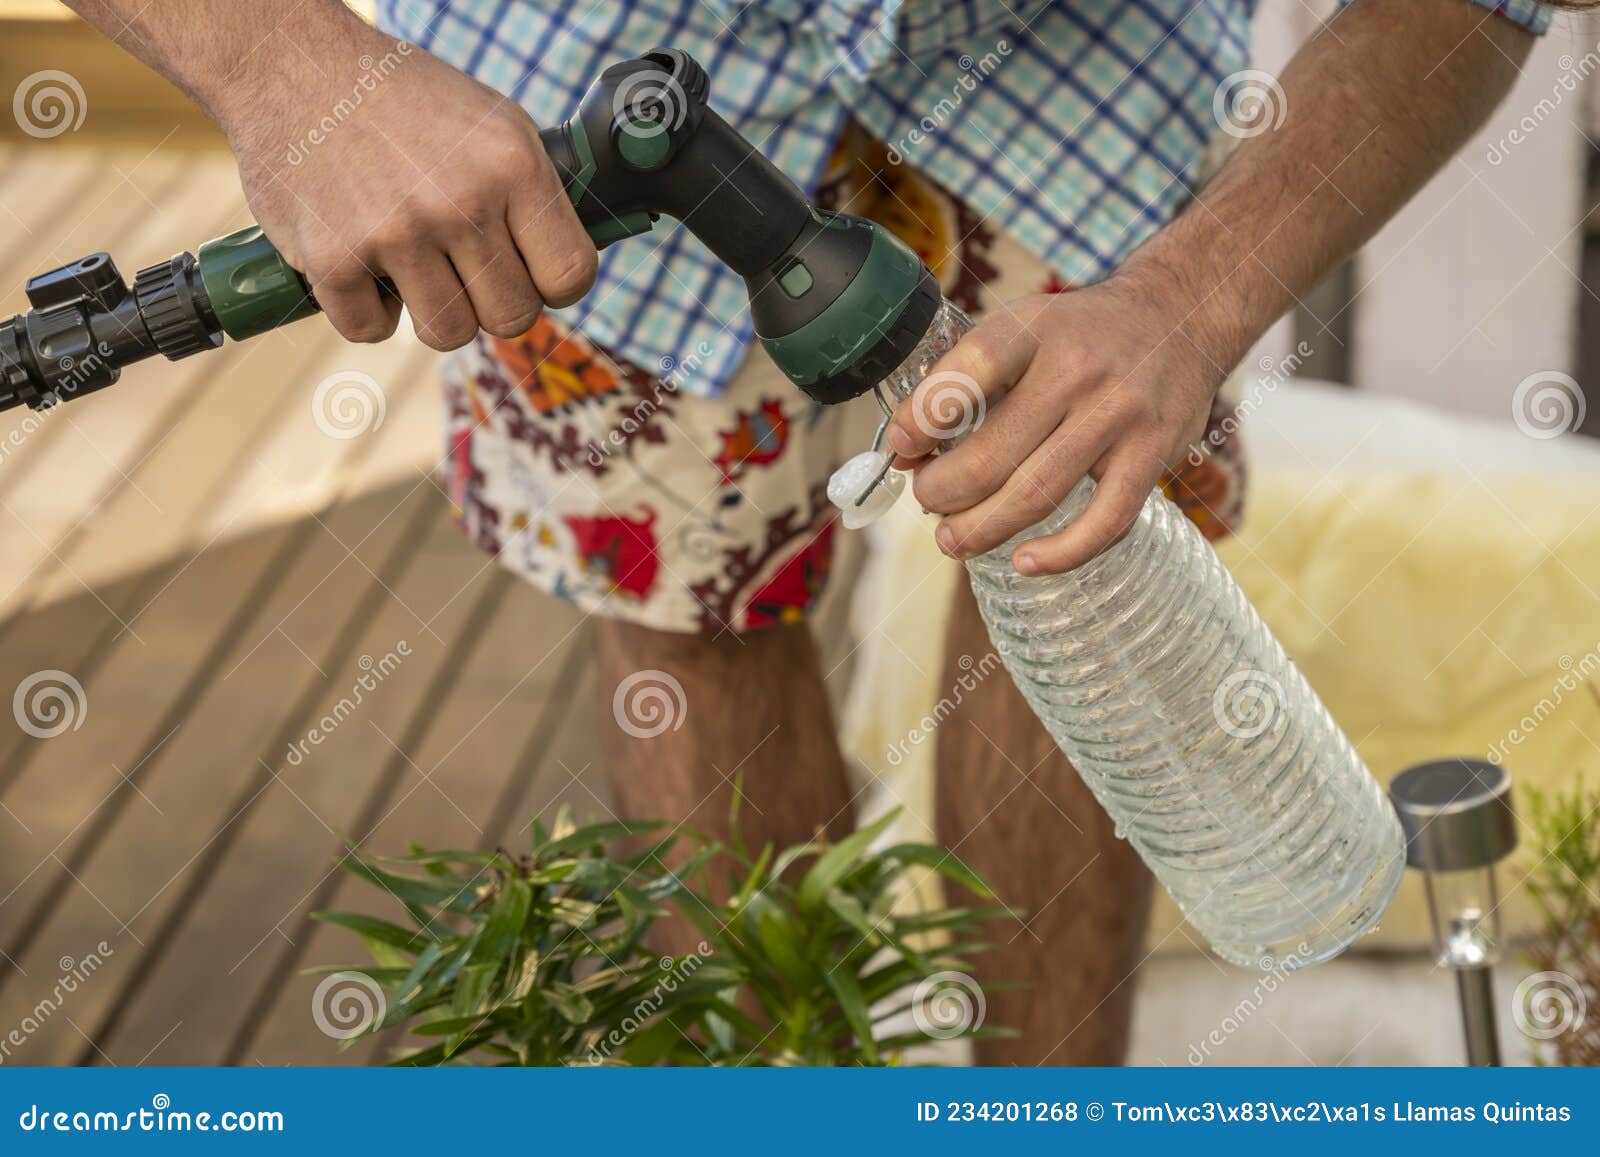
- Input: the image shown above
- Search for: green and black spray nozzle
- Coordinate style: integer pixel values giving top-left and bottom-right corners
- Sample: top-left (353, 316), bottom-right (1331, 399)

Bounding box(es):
top-left (1, 49), bottom-right (937, 415)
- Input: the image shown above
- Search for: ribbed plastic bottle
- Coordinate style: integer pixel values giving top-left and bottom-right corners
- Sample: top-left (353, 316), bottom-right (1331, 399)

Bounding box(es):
top-left (873, 300), bottom-right (1404, 968)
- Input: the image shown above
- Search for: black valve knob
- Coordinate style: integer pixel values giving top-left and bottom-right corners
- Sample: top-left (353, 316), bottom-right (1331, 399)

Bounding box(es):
top-left (26, 252), bottom-right (127, 312)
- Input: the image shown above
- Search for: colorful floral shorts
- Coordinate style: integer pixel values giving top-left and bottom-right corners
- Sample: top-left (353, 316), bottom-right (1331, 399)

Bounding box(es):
top-left (440, 124), bottom-right (1247, 634)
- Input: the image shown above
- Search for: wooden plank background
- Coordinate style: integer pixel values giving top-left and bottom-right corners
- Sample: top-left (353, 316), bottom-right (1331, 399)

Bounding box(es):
top-left (0, 142), bottom-right (607, 1066)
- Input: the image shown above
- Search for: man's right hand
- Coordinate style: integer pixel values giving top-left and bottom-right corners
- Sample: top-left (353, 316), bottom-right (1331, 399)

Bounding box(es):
top-left (193, 5), bottom-right (596, 350)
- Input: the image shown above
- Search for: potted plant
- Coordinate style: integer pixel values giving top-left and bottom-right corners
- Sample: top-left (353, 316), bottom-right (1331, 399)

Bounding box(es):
top-left (313, 806), bottom-right (1012, 1065)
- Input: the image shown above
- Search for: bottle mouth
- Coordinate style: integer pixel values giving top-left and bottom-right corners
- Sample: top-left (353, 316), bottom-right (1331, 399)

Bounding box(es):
top-left (825, 297), bottom-right (973, 531)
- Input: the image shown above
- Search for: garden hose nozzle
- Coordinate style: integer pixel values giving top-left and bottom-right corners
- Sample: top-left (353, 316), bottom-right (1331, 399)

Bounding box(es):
top-left (1, 49), bottom-right (938, 415)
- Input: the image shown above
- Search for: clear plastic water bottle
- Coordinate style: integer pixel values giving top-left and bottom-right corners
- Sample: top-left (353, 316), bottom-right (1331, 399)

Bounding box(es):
top-left (843, 300), bottom-right (1404, 969)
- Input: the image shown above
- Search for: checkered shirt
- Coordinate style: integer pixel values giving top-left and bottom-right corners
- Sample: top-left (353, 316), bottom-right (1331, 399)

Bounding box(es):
top-left (377, 0), bottom-right (1552, 397)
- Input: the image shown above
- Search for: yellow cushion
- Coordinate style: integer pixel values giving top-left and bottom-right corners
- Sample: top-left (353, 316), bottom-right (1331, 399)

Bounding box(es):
top-left (1205, 469), bottom-right (1600, 950)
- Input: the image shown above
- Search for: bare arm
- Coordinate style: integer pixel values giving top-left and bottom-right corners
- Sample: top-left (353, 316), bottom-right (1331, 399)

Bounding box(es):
top-left (888, 0), bottom-right (1536, 574)
top-left (61, 1), bottom-right (340, 114)
top-left (1125, 0), bottom-right (1534, 385)
top-left (62, 0), bottom-right (595, 350)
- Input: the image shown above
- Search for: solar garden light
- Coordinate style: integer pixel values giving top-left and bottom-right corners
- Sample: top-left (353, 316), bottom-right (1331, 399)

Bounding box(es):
top-left (1389, 758), bottom-right (1518, 1067)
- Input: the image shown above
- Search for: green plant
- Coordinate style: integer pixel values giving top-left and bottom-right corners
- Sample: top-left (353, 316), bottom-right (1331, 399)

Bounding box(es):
top-left (1519, 778), bottom-right (1599, 1066)
top-left (313, 806), bottom-right (1011, 1066)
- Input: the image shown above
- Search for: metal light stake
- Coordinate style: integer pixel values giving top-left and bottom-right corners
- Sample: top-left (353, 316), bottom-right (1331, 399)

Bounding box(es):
top-left (1389, 758), bottom-right (1518, 1067)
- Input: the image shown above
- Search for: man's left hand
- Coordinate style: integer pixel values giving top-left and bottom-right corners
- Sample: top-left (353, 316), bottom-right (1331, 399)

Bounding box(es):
top-left (886, 276), bottom-right (1223, 577)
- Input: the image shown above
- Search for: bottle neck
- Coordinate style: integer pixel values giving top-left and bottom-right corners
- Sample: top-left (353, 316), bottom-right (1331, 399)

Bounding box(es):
top-left (878, 298), bottom-right (973, 403)
top-left (878, 299), bottom-right (980, 455)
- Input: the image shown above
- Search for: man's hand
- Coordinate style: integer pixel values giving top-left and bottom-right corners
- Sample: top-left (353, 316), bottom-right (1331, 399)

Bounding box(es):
top-left (886, 279), bottom-right (1221, 576)
top-left (887, 0), bottom-right (1533, 577)
top-left (67, 1), bottom-right (596, 351)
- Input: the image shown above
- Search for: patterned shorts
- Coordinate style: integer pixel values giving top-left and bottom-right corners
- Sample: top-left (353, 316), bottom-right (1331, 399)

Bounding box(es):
top-left (440, 124), bottom-right (1247, 634)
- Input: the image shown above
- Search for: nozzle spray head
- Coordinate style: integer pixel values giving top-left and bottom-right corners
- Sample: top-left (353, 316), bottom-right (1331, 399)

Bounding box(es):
top-left (750, 213), bottom-right (940, 406)
top-left (545, 48), bottom-right (941, 406)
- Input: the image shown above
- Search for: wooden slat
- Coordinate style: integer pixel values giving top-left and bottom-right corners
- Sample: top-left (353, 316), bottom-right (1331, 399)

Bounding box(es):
top-left (0, 152), bottom-right (189, 307)
top-left (0, 17), bottom-right (219, 143)
top-left (0, 150), bottom-right (250, 589)
top-left (221, 570), bottom-right (522, 1067)
top-left (0, 357), bottom-right (436, 1063)
top-left (488, 664), bottom-right (609, 839)
top-left (340, 655), bottom-right (605, 1067)
top-left (0, 314), bottom-right (350, 789)
top-left (0, 139), bottom-right (616, 1070)
top-left (26, 320), bottom-right (349, 610)
top-left (248, 612), bottom-right (596, 1066)
top-left (83, 509), bottom-right (578, 1065)
top-left (67, 489), bottom-right (450, 1066)
top-left (0, 327), bottom-right (428, 975)
top-left (0, 148), bottom-right (104, 295)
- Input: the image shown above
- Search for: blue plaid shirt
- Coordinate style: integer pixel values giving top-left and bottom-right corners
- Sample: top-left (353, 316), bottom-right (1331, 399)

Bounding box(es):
top-left (378, 0), bottom-right (1551, 397)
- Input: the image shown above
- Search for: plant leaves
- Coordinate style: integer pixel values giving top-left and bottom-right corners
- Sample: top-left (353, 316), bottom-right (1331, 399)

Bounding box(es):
top-left (746, 896), bottom-right (814, 993)
top-left (506, 947), bottom-right (542, 1003)
top-left (312, 911), bottom-right (434, 954)
top-left (473, 876), bottom-right (532, 967)
top-left (823, 966), bottom-right (878, 1064)
top-left (326, 802), bottom-right (1007, 1069)
top-left (877, 843), bottom-right (997, 898)
top-left (545, 980), bottom-right (594, 1025)
top-left (450, 961), bottom-right (498, 1021)
top-left (541, 819), bottom-right (668, 859)
top-left (340, 856), bottom-right (476, 914)
top-left (796, 811), bottom-right (898, 913)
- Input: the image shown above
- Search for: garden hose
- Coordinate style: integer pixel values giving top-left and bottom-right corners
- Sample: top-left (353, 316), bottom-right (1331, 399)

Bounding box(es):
top-left (0, 49), bottom-right (937, 415)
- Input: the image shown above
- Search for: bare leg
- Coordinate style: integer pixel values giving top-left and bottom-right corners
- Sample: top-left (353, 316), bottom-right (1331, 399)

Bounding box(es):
top-left (597, 619), bottom-right (856, 957)
top-left (936, 582), bottom-right (1154, 1065)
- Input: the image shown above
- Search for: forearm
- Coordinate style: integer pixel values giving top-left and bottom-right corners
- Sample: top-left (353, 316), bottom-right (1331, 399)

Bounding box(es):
top-left (61, 0), bottom-right (364, 124)
top-left (1121, 0), bottom-right (1535, 373)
